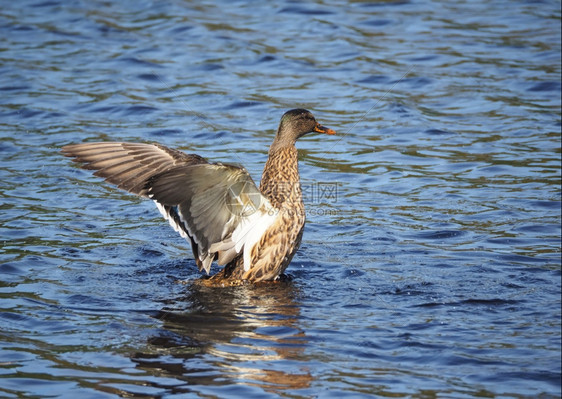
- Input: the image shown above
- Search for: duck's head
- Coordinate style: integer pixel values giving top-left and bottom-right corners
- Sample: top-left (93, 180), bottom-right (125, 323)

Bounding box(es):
top-left (273, 109), bottom-right (336, 149)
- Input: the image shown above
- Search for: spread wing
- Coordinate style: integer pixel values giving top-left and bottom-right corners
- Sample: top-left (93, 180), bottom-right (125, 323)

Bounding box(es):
top-left (62, 142), bottom-right (278, 274)
top-left (61, 142), bottom-right (207, 196)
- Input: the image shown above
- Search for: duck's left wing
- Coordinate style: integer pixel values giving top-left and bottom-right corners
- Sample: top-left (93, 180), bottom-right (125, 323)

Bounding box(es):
top-left (61, 142), bottom-right (207, 196)
top-left (146, 164), bottom-right (279, 273)
top-left (62, 142), bottom-right (278, 274)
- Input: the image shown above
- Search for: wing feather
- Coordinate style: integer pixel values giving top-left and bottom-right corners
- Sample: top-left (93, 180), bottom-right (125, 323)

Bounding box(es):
top-left (62, 141), bottom-right (278, 274)
top-left (147, 163), bottom-right (278, 273)
top-left (62, 142), bottom-right (205, 196)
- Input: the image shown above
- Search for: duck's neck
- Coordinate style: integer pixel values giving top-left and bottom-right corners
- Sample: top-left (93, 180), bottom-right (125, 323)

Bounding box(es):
top-left (260, 145), bottom-right (301, 208)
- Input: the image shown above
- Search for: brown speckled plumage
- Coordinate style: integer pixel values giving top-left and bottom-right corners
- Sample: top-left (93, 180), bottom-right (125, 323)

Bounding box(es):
top-left (62, 109), bottom-right (335, 284)
top-left (217, 147), bottom-right (306, 281)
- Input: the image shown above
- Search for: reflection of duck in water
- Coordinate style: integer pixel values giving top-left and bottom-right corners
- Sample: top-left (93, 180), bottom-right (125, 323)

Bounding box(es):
top-left (133, 281), bottom-right (312, 393)
top-left (62, 110), bottom-right (335, 284)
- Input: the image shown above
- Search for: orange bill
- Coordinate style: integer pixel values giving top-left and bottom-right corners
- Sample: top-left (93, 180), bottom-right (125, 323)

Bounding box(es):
top-left (314, 123), bottom-right (336, 135)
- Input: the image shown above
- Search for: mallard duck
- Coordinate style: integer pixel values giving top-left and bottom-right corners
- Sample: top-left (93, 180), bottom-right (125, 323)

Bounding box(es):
top-left (62, 109), bottom-right (335, 283)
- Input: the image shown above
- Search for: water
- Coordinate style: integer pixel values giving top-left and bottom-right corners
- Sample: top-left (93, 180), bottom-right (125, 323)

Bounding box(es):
top-left (1, 0), bottom-right (560, 397)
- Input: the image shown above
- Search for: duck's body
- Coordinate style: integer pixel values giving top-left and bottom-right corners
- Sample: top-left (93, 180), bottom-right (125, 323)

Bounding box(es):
top-left (62, 109), bottom-right (335, 283)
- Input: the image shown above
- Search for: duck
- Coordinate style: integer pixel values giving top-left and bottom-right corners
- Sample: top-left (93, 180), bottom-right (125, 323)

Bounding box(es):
top-left (62, 109), bottom-right (336, 283)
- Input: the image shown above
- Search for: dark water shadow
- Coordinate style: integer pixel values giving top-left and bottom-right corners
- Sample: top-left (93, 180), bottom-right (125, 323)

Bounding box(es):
top-left (131, 279), bottom-right (312, 394)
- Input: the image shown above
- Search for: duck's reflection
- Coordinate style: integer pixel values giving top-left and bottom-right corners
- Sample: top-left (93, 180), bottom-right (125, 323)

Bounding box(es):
top-left (132, 279), bottom-right (311, 393)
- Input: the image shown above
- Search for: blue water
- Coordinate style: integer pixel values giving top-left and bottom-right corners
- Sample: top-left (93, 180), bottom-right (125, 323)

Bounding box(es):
top-left (1, 0), bottom-right (560, 397)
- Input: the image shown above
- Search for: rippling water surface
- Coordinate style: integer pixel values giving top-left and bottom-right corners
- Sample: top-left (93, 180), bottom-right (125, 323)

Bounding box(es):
top-left (1, 0), bottom-right (560, 397)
